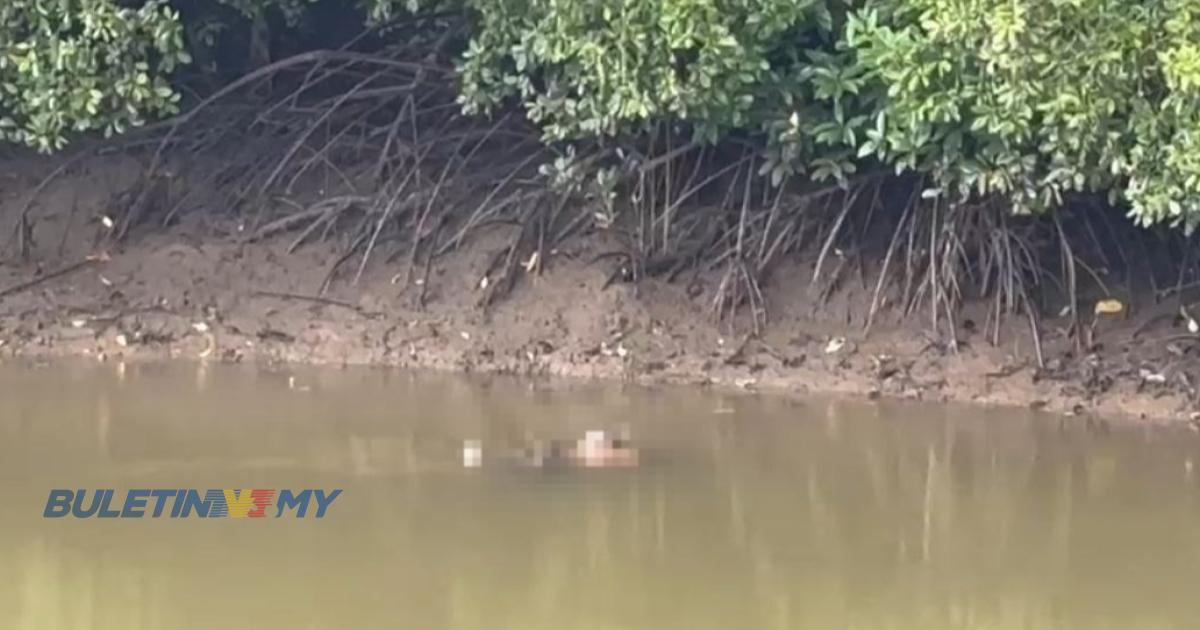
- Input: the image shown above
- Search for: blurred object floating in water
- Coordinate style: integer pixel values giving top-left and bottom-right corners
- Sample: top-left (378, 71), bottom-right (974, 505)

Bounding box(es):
top-left (574, 427), bottom-right (639, 468)
top-left (513, 426), bottom-right (640, 470)
top-left (518, 438), bottom-right (574, 469)
top-left (463, 439), bottom-right (483, 468)
top-left (579, 430), bottom-right (607, 464)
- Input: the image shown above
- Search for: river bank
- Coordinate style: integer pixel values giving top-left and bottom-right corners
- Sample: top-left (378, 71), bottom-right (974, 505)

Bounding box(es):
top-left (1, 155), bottom-right (1198, 423)
top-left (0, 222), bottom-right (1194, 424)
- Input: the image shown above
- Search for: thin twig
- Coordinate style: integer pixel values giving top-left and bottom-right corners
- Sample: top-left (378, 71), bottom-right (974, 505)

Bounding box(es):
top-left (252, 290), bottom-right (360, 311)
top-left (0, 255), bottom-right (105, 300)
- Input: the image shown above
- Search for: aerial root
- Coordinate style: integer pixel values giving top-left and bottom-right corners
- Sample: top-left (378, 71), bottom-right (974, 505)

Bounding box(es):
top-left (7, 21), bottom-right (1194, 348)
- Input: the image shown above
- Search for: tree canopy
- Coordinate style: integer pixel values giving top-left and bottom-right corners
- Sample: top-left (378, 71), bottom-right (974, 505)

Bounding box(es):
top-left (4, 0), bottom-right (1199, 229)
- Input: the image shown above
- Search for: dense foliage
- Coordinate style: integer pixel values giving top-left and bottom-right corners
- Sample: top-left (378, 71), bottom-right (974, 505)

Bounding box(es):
top-left (4, 0), bottom-right (1200, 228)
top-left (0, 0), bottom-right (401, 151)
top-left (848, 0), bottom-right (1200, 228)
top-left (457, 0), bottom-right (878, 186)
top-left (0, 0), bottom-right (187, 151)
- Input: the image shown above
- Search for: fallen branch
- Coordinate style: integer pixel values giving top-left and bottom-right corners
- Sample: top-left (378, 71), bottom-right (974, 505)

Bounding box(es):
top-left (0, 254), bottom-right (107, 301)
top-left (252, 290), bottom-right (363, 312)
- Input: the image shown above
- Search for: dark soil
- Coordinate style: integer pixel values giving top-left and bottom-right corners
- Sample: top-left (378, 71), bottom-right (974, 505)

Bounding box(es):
top-left (2, 153), bottom-right (1199, 424)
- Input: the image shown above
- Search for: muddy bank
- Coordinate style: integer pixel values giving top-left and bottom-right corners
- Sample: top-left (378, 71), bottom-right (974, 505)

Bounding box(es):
top-left (2, 155), bottom-right (1200, 423)
top-left (0, 226), bottom-right (1195, 425)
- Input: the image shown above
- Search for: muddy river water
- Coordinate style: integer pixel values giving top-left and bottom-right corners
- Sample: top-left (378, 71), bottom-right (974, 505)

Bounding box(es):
top-left (2, 362), bottom-right (1200, 629)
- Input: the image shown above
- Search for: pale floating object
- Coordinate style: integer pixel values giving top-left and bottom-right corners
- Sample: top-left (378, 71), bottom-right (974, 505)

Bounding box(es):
top-left (615, 343), bottom-right (629, 358)
top-left (580, 430), bottom-right (606, 464)
top-left (100, 215), bottom-right (114, 229)
top-left (191, 322), bottom-right (209, 333)
top-left (824, 337), bottom-right (846, 354)
top-left (70, 319), bottom-right (88, 328)
top-left (98, 275), bottom-right (113, 287)
top-left (460, 331), bottom-right (471, 341)
top-left (114, 333), bottom-right (128, 347)
top-left (479, 276), bottom-right (489, 290)
top-left (462, 439), bottom-right (483, 468)
top-left (1093, 299), bottom-right (1124, 316)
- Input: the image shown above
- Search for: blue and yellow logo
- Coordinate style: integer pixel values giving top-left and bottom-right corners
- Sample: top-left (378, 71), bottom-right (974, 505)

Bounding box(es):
top-left (44, 488), bottom-right (342, 518)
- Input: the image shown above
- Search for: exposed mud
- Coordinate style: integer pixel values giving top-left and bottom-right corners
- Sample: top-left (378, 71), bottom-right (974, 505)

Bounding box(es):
top-left (2, 154), bottom-right (1200, 424)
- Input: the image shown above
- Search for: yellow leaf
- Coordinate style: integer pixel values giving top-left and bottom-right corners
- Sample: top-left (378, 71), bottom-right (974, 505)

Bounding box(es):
top-left (1093, 299), bottom-right (1124, 316)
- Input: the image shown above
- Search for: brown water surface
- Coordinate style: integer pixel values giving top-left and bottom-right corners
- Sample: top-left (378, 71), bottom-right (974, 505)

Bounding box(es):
top-left (2, 362), bottom-right (1199, 629)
